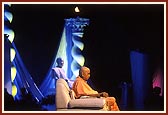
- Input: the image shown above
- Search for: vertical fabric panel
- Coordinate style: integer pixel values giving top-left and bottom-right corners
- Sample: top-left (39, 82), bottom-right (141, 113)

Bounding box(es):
top-left (130, 51), bottom-right (151, 110)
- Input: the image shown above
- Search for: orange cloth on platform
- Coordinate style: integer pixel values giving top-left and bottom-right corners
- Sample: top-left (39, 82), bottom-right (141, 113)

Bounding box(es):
top-left (106, 97), bottom-right (120, 111)
top-left (72, 76), bottom-right (120, 111)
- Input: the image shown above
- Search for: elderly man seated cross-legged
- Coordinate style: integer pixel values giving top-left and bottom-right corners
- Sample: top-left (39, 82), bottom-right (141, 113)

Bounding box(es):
top-left (72, 66), bottom-right (120, 111)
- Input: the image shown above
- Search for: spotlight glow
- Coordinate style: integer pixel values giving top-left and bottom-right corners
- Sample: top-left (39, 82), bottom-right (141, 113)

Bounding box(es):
top-left (75, 6), bottom-right (80, 13)
top-left (4, 29), bottom-right (15, 43)
top-left (4, 11), bottom-right (13, 23)
top-left (12, 84), bottom-right (17, 97)
top-left (10, 48), bottom-right (16, 62)
top-left (55, 27), bottom-right (68, 76)
top-left (11, 66), bottom-right (16, 82)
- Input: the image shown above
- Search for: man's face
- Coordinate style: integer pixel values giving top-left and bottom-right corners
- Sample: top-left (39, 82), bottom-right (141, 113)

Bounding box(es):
top-left (58, 59), bottom-right (64, 67)
top-left (82, 67), bottom-right (90, 81)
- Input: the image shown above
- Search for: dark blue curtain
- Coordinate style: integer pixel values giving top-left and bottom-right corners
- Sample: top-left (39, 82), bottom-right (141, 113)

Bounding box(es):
top-left (130, 50), bottom-right (151, 110)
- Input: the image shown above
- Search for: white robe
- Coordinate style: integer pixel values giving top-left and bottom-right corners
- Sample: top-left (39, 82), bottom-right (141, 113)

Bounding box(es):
top-left (52, 67), bottom-right (66, 80)
top-left (52, 67), bottom-right (74, 88)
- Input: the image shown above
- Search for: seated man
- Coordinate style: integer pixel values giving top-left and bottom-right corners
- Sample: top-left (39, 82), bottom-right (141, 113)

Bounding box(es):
top-left (72, 66), bottom-right (120, 111)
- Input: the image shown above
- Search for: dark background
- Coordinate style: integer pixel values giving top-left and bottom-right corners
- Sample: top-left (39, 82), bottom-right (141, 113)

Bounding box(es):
top-left (9, 4), bottom-right (164, 97)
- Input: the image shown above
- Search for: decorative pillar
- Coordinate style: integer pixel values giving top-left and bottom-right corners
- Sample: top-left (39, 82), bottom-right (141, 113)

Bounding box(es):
top-left (65, 17), bottom-right (89, 80)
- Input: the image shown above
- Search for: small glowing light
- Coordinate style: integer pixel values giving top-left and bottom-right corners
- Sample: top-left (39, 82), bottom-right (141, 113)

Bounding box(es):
top-left (75, 6), bottom-right (80, 13)
top-left (12, 84), bottom-right (17, 97)
top-left (10, 48), bottom-right (16, 62)
top-left (11, 66), bottom-right (17, 82)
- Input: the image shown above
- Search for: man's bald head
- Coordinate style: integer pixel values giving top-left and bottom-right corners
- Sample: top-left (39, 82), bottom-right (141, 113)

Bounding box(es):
top-left (79, 66), bottom-right (90, 81)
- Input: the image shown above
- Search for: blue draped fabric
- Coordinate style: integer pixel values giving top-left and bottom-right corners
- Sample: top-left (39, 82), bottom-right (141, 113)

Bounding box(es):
top-left (38, 54), bottom-right (58, 96)
top-left (39, 27), bottom-right (69, 96)
top-left (4, 37), bottom-right (12, 94)
top-left (4, 4), bottom-right (43, 102)
top-left (12, 43), bottom-right (44, 102)
top-left (65, 23), bottom-right (73, 80)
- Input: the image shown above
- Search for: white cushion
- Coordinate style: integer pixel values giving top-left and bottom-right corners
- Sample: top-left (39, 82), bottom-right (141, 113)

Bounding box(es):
top-left (56, 78), bottom-right (107, 110)
top-left (69, 90), bottom-right (76, 100)
top-left (68, 98), bottom-right (106, 108)
top-left (56, 78), bottom-right (71, 109)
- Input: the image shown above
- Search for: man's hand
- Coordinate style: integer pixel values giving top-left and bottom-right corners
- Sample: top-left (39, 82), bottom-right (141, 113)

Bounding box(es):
top-left (102, 92), bottom-right (109, 97)
top-left (98, 92), bottom-right (109, 98)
